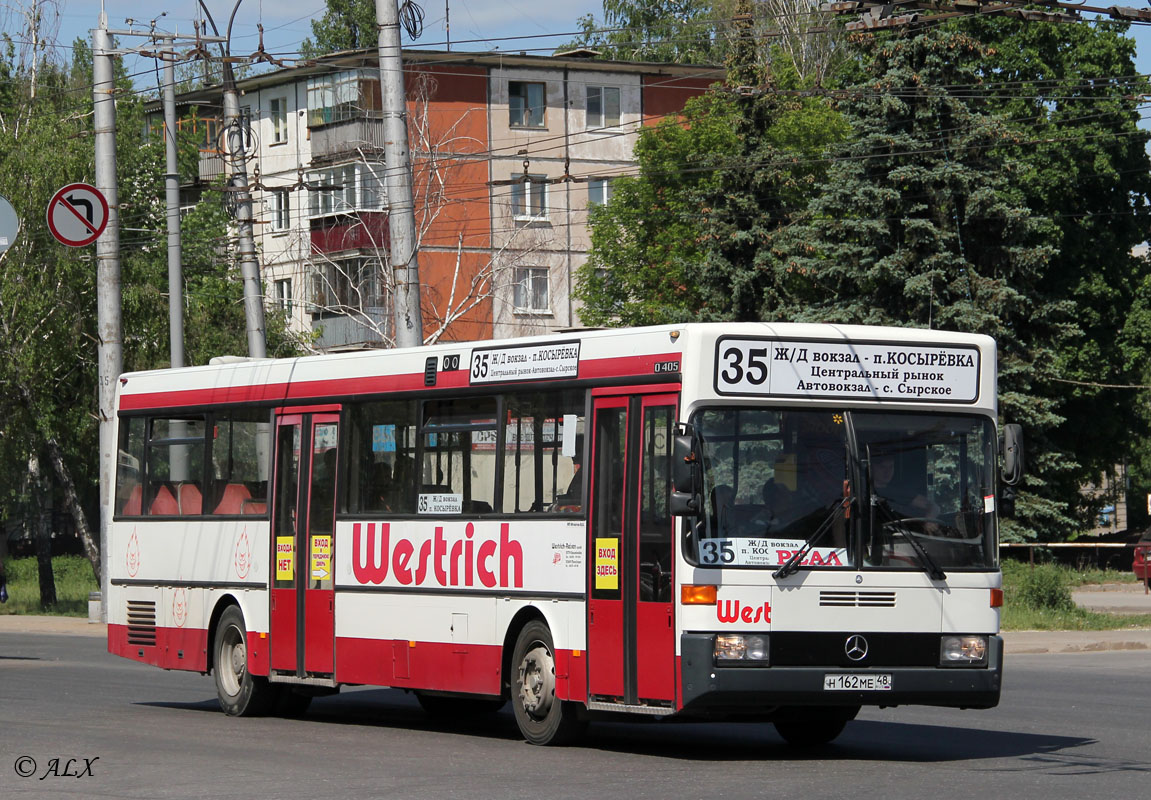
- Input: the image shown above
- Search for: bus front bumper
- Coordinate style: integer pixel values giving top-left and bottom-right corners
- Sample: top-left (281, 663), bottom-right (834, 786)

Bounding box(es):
top-left (679, 633), bottom-right (1003, 716)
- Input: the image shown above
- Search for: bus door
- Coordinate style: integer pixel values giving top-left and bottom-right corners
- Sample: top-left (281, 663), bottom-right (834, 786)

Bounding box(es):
top-left (270, 410), bottom-right (340, 677)
top-left (587, 391), bottom-right (678, 707)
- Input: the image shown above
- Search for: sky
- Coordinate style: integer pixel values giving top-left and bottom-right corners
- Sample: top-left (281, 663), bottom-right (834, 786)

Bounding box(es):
top-left (24, 2), bottom-right (1151, 100)
top-left (48, 1), bottom-right (605, 71)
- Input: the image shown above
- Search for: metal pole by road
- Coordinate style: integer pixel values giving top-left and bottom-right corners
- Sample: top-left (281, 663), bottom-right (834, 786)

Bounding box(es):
top-left (198, 0), bottom-right (266, 359)
top-left (376, 0), bottom-right (423, 348)
top-left (93, 13), bottom-right (123, 619)
top-left (162, 36), bottom-right (185, 369)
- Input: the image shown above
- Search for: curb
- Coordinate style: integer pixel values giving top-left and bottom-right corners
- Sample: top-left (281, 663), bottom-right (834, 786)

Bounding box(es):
top-left (1002, 629), bottom-right (1151, 655)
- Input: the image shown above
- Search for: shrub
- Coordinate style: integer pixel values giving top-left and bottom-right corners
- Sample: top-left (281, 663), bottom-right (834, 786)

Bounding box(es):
top-left (1013, 563), bottom-right (1074, 611)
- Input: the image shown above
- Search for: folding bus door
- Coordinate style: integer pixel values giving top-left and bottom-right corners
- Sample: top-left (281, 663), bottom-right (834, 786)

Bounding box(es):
top-left (270, 410), bottom-right (340, 678)
top-left (587, 391), bottom-right (678, 708)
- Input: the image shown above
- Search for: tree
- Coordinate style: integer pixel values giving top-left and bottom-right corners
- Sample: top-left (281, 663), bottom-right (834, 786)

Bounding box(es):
top-left (576, 55), bottom-right (849, 325)
top-left (565, 0), bottom-right (724, 64)
top-left (302, 0), bottom-right (378, 58)
top-left (775, 27), bottom-right (1077, 540)
top-left (964, 18), bottom-right (1151, 531)
top-left (0, 36), bottom-right (299, 607)
top-left (563, 0), bottom-right (846, 84)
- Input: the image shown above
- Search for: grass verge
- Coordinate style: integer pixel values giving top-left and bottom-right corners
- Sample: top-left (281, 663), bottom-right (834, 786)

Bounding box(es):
top-left (1001, 559), bottom-right (1151, 631)
top-left (1, 555), bottom-right (99, 617)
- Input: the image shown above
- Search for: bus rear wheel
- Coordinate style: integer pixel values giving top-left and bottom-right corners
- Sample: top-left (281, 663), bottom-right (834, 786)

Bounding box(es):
top-left (213, 605), bottom-right (276, 717)
top-left (772, 706), bottom-right (858, 747)
top-left (511, 621), bottom-right (585, 746)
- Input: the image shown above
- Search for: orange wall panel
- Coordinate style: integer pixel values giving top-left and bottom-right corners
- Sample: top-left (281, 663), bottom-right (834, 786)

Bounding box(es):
top-left (642, 76), bottom-right (716, 126)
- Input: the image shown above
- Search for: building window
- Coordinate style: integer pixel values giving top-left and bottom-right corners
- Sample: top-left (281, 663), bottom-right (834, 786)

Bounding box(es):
top-left (307, 70), bottom-right (382, 127)
top-left (588, 178), bottom-right (613, 207)
top-left (510, 174), bottom-right (548, 221)
top-left (509, 81), bottom-right (546, 128)
top-left (270, 97), bottom-right (288, 143)
top-left (307, 164), bottom-right (383, 217)
top-left (271, 190), bottom-right (291, 231)
top-left (274, 278), bottom-right (292, 312)
top-left (311, 258), bottom-right (383, 314)
top-left (586, 86), bottom-right (621, 129)
top-left (513, 267), bottom-right (549, 313)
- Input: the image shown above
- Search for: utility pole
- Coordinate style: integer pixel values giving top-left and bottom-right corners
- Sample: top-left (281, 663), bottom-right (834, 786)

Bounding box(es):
top-left (221, 73), bottom-right (267, 358)
top-left (197, 0), bottom-right (266, 358)
top-left (162, 36), bottom-right (185, 370)
top-left (376, 0), bottom-right (423, 348)
top-left (92, 11), bottom-right (122, 620)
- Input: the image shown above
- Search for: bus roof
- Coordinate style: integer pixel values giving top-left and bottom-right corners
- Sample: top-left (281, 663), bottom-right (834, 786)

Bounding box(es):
top-left (116, 322), bottom-right (997, 413)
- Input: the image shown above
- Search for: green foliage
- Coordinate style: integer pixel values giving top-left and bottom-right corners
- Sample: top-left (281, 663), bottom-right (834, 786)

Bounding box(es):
top-left (576, 82), bottom-right (849, 325)
top-left (1012, 563), bottom-right (1075, 611)
top-left (962, 19), bottom-right (1151, 533)
top-left (563, 0), bottom-right (723, 64)
top-left (0, 556), bottom-right (99, 616)
top-left (302, 0), bottom-right (379, 58)
top-left (0, 36), bottom-right (301, 552)
top-left (999, 560), bottom-right (1151, 630)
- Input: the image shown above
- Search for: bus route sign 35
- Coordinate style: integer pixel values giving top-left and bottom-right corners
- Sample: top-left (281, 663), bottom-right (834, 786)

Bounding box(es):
top-left (714, 337), bottom-right (980, 403)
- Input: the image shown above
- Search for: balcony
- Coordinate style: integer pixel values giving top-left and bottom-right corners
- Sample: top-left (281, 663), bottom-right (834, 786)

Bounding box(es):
top-left (312, 307), bottom-right (390, 350)
top-left (309, 117), bottom-right (386, 162)
top-left (199, 149), bottom-right (224, 183)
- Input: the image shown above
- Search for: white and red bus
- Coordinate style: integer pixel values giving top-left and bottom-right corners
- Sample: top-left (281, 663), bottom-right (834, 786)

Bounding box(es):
top-left (108, 322), bottom-right (1020, 746)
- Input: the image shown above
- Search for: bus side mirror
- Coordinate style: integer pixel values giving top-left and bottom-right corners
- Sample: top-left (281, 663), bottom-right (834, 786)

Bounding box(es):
top-left (670, 430), bottom-right (702, 517)
top-left (1001, 423), bottom-right (1024, 487)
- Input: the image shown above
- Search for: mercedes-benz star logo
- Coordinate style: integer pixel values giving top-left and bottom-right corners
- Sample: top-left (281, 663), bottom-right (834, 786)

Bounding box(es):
top-left (845, 634), bottom-right (869, 662)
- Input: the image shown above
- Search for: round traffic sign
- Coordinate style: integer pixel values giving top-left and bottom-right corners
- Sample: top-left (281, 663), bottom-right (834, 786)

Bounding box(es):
top-left (46, 183), bottom-right (108, 247)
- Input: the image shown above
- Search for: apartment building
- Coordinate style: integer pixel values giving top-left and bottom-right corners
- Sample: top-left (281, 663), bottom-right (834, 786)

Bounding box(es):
top-left (160, 49), bottom-right (720, 350)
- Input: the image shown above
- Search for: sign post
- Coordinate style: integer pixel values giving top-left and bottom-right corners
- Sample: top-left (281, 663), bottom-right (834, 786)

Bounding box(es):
top-left (46, 183), bottom-right (109, 247)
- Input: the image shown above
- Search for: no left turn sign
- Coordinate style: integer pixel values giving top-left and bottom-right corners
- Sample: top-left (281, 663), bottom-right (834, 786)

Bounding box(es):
top-left (46, 183), bottom-right (108, 247)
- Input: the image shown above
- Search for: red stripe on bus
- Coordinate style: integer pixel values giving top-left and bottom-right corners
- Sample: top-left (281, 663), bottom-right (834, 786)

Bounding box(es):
top-left (109, 623), bottom-right (589, 704)
top-left (119, 352), bottom-right (680, 411)
top-left (107, 623), bottom-right (210, 673)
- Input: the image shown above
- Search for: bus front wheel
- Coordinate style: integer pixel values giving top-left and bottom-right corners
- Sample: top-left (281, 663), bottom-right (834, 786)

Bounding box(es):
top-left (511, 620), bottom-right (585, 745)
top-left (213, 605), bottom-right (275, 717)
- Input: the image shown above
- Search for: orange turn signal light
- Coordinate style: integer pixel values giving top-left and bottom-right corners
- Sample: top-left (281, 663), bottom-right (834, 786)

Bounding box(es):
top-left (681, 584), bottom-right (717, 605)
top-left (990, 588), bottom-right (1004, 608)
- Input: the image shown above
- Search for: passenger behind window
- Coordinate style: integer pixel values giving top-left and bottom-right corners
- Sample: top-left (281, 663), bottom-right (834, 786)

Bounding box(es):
top-left (709, 484), bottom-right (734, 537)
top-left (550, 444), bottom-right (583, 513)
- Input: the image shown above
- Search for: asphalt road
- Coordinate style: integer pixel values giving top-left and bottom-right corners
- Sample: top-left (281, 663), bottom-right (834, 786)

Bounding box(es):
top-left (1, 631), bottom-right (1149, 800)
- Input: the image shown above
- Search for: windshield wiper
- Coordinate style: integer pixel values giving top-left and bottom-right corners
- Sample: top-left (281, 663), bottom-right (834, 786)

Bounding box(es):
top-left (872, 499), bottom-right (946, 581)
top-left (773, 497), bottom-right (850, 580)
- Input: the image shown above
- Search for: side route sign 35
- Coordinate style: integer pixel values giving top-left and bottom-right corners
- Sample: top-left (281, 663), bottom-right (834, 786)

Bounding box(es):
top-left (46, 183), bottom-right (108, 247)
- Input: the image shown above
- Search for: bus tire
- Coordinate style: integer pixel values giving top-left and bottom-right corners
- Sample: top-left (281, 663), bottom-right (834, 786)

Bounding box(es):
top-left (511, 620), bottom-right (585, 746)
top-left (772, 706), bottom-right (857, 747)
top-left (213, 605), bottom-right (275, 717)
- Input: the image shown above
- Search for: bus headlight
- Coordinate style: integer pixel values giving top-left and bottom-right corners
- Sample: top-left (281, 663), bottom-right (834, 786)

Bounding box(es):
top-left (714, 634), bottom-right (770, 665)
top-left (940, 635), bottom-right (988, 666)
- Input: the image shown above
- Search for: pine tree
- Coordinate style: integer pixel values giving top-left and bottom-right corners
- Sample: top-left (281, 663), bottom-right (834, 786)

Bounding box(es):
top-left (777, 27), bottom-right (1077, 539)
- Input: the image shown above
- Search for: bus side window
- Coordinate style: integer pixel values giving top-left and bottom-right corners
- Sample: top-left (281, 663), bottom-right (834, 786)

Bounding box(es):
top-left (347, 400), bottom-right (419, 515)
top-left (503, 389), bottom-right (584, 515)
top-left (116, 417), bottom-right (145, 517)
top-left (210, 412), bottom-right (270, 516)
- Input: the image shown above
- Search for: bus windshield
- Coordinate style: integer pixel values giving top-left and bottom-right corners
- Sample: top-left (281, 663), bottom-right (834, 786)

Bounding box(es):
top-left (691, 408), bottom-right (997, 572)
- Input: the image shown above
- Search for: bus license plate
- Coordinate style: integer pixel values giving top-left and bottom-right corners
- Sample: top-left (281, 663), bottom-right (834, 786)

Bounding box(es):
top-left (824, 673), bottom-right (892, 691)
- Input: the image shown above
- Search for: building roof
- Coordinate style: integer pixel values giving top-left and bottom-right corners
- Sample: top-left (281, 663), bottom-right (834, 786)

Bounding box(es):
top-left (147, 48), bottom-right (724, 112)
